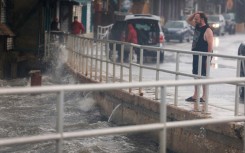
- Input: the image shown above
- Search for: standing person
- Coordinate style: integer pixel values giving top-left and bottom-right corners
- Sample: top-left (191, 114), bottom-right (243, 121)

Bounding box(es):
top-left (51, 17), bottom-right (60, 31)
top-left (185, 12), bottom-right (214, 102)
top-left (124, 23), bottom-right (138, 62)
top-left (71, 16), bottom-right (85, 35)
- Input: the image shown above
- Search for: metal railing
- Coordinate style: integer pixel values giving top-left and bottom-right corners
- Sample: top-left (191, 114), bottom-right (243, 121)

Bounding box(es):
top-left (1, 78), bottom-right (245, 153)
top-left (62, 34), bottom-right (245, 115)
top-left (96, 24), bottom-right (113, 40)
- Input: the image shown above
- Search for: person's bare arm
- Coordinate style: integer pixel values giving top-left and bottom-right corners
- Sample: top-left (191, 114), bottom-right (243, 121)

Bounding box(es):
top-left (205, 28), bottom-right (214, 53)
top-left (186, 13), bottom-right (197, 27)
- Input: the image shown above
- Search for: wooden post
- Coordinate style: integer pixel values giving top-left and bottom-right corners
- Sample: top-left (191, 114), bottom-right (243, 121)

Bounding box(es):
top-left (29, 70), bottom-right (42, 86)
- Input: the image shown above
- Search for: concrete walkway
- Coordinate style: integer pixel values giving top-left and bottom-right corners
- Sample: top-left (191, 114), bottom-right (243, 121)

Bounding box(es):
top-left (77, 32), bottom-right (245, 119)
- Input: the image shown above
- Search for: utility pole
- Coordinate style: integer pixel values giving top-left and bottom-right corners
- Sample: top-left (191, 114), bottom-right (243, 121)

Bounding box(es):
top-left (159, 0), bottom-right (161, 16)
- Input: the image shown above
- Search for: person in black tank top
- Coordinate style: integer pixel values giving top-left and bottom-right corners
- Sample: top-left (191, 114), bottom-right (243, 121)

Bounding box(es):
top-left (185, 12), bottom-right (214, 103)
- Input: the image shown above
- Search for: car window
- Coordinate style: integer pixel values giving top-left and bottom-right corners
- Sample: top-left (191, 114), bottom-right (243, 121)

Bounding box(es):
top-left (134, 24), bottom-right (150, 31)
top-left (209, 16), bottom-right (220, 22)
top-left (127, 19), bottom-right (160, 45)
top-left (223, 14), bottom-right (231, 20)
top-left (223, 13), bottom-right (235, 20)
top-left (128, 19), bottom-right (159, 31)
top-left (165, 21), bottom-right (184, 28)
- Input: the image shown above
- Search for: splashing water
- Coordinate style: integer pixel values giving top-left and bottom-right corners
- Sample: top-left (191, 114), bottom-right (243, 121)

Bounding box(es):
top-left (79, 97), bottom-right (96, 112)
top-left (108, 104), bottom-right (121, 122)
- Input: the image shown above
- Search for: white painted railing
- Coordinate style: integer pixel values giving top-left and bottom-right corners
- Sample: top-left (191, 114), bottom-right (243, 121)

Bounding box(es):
top-left (63, 34), bottom-right (245, 115)
top-left (1, 78), bottom-right (245, 153)
top-left (2, 33), bottom-right (245, 153)
top-left (97, 24), bottom-right (113, 40)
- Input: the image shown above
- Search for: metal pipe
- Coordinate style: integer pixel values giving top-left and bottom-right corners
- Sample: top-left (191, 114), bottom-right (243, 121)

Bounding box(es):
top-left (139, 48), bottom-right (143, 95)
top-left (56, 91), bottom-right (64, 153)
top-left (155, 50), bottom-right (160, 99)
top-left (160, 86), bottom-right (167, 153)
top-left (95, 41), bottom-right (98, 80)
top-left (90, 40), bottom-right (93, 79)
top-left (129, 46), bottom-right (132, 93)
top-left (235, 59), bottom-right (241, 115)
top-left (174, 52), bottom-right (180, 106)
top-left (86, 39), bottom-right (89, 76)
top-left (100, 42), bottom-right (103, 82)
top-left (113, 43), bottom-right (116, 82)
top-left (196, 55), bottom-right (203, 111)
top-left (204, 56), bottom-right (211, 113)
top-left (120, 45), bottom-right (124, 82)
top-left (1, 116), bottom-right (245, 146)
top-left (106, 42), bottom-right (109, 83)
top-left (2, 77), bottom-right (245, 95)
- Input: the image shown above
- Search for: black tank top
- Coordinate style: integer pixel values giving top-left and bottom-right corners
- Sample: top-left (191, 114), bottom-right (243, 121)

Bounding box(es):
top-left (192, 25), bottom-right (209, 52)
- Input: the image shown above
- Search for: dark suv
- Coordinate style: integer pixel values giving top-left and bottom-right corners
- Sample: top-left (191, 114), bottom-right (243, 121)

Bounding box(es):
top-left (108, 14), bottom-right (165, 63)
top-left (238, 42), bottom-right (245, 100)
top-left (223, 13), bottom-right (236, 34)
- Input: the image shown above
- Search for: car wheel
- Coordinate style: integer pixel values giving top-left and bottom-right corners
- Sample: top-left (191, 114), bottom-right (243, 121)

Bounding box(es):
top-left (229, 27), bottom-right (233, 35)
top-left (216, 30), bottom-right (220, 36)
top-left (232, 26), bottom-right (236, 34)
top-left (160, 52), bottom-right (164, 63)
top-left (179, 36), bottom-right (183, 43)
top-left (186, 34), bottom-right (191, 42)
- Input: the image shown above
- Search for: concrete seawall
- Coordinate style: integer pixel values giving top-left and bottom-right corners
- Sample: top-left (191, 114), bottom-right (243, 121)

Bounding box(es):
top-left (66, 65), bottom-right (243, 153)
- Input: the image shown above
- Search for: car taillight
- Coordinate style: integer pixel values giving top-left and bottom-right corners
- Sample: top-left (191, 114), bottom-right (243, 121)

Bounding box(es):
top-left (159, 32), bottom-right (164, 43)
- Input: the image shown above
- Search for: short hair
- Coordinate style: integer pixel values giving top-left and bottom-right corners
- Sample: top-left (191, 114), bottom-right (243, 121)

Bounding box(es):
top-left (74, 16), bottom-right (78, 20)
top-left (199, 12), bottom-right (208, 25)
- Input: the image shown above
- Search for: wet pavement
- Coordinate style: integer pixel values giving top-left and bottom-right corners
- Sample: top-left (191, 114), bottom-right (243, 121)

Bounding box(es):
top-left (144, 33), bottom-right (245, 117)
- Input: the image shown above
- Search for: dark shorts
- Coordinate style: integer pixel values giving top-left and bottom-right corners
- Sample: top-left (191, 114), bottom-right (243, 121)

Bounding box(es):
top-left (192, 55), bottom-right (207, 76)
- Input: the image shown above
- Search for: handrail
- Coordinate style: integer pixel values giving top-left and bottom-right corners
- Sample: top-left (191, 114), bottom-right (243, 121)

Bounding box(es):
top-left (97, 24), bottom-right (113, 40)
top-left (63, 34), bottom-right (245, 115)
top-left (3, 32), bottom-right (244, 153)
top-left (1, 79), bottom-right (245, 153)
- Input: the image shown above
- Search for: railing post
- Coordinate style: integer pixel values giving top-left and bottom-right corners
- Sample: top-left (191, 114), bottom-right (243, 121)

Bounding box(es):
top-left (95, 40), bottom-right (98, 80)
top-left (203, 55), bottom-right (211, 114)
top-left (80, 38), bottom-right (83, 73)
top-left (195, 54), bottom-right (202, 111)
top-left (81, 38), bottom-right (85, 75)
top-left (120, 44), bottom-right (124, 82)
top-left (139, 48), bottom-right (143, 95)
top-left (78, 38), bottom-right (82, 73)
top-left (174, 52), bottom-right (180, 106)
top-left (235, 59), bottom-right (241, 116)
top-left (90, 39), bottom-right (93, 79)
top-left (106, 42), bottom-right (109, 83)
top-left (86, 39), bottom-right (89, 76)
top-left (56, 91), bottom-right (64, 153)
top-left (160, 86), bottom-right (167, 153)
top-left (100, 42), bottom-right (103, 82)
top-left (129, 45), bottom-right (133, 93)
top-left (72, 36), bottom-right (75, 69)
top-left (75, 37), bottom-right (78, 72)
top-left (113, 43), bottom-right (116, 82)
top-left (155, 50), bottom-right (160, 100)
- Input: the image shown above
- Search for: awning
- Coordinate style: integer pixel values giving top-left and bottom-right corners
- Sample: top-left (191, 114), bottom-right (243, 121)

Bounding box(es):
top-left (0, 24), bottom-right (15, 37)
top-left (61, 0), bottom-right (91, 4)
top-left (73, 0), bottom-right (91, 3)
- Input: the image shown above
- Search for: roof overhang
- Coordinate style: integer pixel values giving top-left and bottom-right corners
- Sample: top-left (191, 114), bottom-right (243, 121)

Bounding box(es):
top-left (61, 0), bottom-right (91, 5)
top-left (0, 24), bottom-right (15, 37)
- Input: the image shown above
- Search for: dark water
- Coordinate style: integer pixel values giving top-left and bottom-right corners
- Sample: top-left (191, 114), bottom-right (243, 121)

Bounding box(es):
top-left (0, 65), bottom-right (160, 153)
